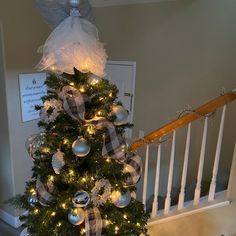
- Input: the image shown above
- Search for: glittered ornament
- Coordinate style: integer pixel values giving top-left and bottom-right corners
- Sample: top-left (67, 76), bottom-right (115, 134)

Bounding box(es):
top-left (111, 191), bottom-right (131, 208)
top-left (68, 208), bottom-right (85, 226)
top-left (72, 191), bottom-right (90, 208)
top-left (72, 136), bottom-right (91, 157)
top-left (25, 133), bottom-right (46, 160)
top-left (52, 149), bottom-right (65, 174)
top-left (27, 195), bottom-right (38, 207)
top-left (112, 105), bottom-right (128, 126)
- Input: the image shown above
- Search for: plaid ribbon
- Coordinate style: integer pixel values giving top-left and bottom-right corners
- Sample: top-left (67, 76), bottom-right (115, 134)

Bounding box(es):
top-left (95, 119), bottom-right (126, 162)
top-left (59, 86), bottom-right (85, 121)
top-left (123, 153), bottom-right (142, 186)
top-left (36, 178), bottom-right (54, 206)
top-left (85, 207), bottom-right (103, 236)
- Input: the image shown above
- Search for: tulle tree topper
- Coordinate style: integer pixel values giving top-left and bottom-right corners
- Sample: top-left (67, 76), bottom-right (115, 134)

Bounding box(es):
top-left (36, 0), bottom-right (108, 77)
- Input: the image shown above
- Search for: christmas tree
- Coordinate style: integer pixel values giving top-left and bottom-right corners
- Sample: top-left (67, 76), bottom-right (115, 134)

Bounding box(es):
top-left (8, 1), bottom-right (148, 235)
top-left (9, 70), bottom-right (148, 235)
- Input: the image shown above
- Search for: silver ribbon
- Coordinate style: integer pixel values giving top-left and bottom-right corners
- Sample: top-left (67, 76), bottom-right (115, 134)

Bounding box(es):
top-left (35, 0), bottom-right (94, 29)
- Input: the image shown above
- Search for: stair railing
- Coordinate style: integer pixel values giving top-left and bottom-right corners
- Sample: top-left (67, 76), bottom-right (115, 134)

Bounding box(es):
top-left (131, 90), bottom-right (236, 219)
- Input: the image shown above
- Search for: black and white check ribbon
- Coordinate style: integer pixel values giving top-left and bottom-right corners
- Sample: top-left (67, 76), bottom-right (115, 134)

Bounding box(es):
top-left (85, 207), bottom-right (103, 236)
top-left (36, 178), bottom-right (54, 206)
top-left (123, 153), bottom-right (142, 186)
top-left (59, 86), bottom-right (85, 121)
top-left (95, 119), bottom-right (126, 162)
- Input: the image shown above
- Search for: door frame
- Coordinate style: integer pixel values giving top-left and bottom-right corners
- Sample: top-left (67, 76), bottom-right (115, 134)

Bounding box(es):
top-left (106, 60), bottom-right (137, 126)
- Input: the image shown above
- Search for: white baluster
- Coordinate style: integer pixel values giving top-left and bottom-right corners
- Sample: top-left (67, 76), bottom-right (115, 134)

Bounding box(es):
top-left (194, 117), bottom-right (208, 206)
top-left (143, 144), bottom-right (150, 211)
top-left (152, 142), bottom-right (162, 218)
top-left (164, 131), bottom-right (176, 215)
top-left (178, 123), bottom-right (191, 210)
top-left (193, 117), bottom-right (208, 206)
top-left (209, 105), bottom-right (227, 201)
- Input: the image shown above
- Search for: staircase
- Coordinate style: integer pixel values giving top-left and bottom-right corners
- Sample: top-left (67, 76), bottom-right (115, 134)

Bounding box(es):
top-left (131, 90), bottom-right (236, 230)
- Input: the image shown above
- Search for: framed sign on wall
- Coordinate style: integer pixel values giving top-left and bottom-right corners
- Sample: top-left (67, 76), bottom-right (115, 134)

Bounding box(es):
top-left (19, 73), bottom-right (47, 122)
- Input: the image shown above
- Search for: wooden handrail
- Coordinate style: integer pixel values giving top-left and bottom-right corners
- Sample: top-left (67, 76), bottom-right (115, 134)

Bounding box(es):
top-left (131, 90), bottom-right (236, 151)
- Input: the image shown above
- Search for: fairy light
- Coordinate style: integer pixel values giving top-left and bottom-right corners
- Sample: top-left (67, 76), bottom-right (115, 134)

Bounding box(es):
top-left (91, 176), bottom-right (95, 181)
top-left (115, 226), bottom-right (119, 234)
top-left (42, 147), bottom-right (50, 153)
top-left (81, 228), bottom-right (86, 234)
top-left (63, 139), bottom-right (69, 145)
top-left (109, 92), bottom-right (113, 97)
top-left (123, 214), bottom-right (128, 220)
top-left (106, 158), bottom-right (111, 163)
top-left (87, 125), bottom-right (95, 135)
top-left (57, 222), bottom-right (62, 227)
top-left (136, 222), bottom-right (141, 227)
top-left (69, 82), bottom-right (75, 86)
top-left (79, 86), bottom-right (86, 93)
top-left (49, 176), bottom-right (54, 182)
top-left (61, 203), bottom-right (66, 209)
top-left (128, 220), bottom-right (130, 223)
top-left (97, 110), bottom-right (103, 116)
top-left (82, 177), bottom-right (87, 182)
top-left (105, 220), bottom-right (111, 226)
top-left (69, 170), bottom-right (74, 176)
top-left (99, 97), bottom-right (104, 101)
top-left (51, 211), bottom-right (56, 216)
top-left (90, 78), bottom-right (99, 85)
top-left (34, 209), bottom-right (39, 215)
top-left (30, 188), bottom-right (36, 195)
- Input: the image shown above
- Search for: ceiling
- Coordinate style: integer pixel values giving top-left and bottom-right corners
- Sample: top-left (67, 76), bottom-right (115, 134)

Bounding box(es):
top-left (88, 0), bottom-right (174, 7)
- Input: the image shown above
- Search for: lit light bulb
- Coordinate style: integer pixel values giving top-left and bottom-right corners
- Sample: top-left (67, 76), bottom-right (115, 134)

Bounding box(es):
top-left (69, 82), bottom-right (75, 86)
top-left (123, 214), bottom-right (128, 219)
top-left (42, 147), bottom-right (50, 153)
top-left (30, 188), bottom-right (36, 195)
top-left (57, 222), bottom-right (62, 227)
top-left (90, 78), bottom-right (99, 85)
top-left (51, 212), bottom-right (56, 216)
top-left (34, 209), bottom-right (39, 214)
top-left (106, 158), bottom-right (111, 163)
top-left (115, 226), bottom-right (119, 234)
top-left (109, 92), bottom-right (113, 98)
top-left (69, 170), bottom-right (74, 176)
top-left (136, 222), bottom-right (141, 227)
top-left (82, 177), bottom-right (87, 182)
top-left (79, 86), bottom-right (86, 93)
top-left (61, 203), bottom-right (66, 209)
top-left (63, 139), bottom-right (69, 145)
top-left (81, 228), bottom-right (86, 234)
top-left (49, 176), bottom-right (54, 182)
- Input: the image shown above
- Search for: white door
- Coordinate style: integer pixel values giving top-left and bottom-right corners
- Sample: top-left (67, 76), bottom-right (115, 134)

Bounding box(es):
top-left (105, 61), bottom-right (136, 138)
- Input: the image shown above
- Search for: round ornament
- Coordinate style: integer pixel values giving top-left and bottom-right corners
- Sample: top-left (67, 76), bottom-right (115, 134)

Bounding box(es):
top-left (112, 105), bottom-right (128, 126)
top-left (72, 191), bottom-right (90, 208)
top-left (27, 195), bottom-right (38, 207)
top-left (68, 208), bottom-right (85, 226)
top-left (52, 149), bottom-right (65, 174)
top-left (69, 0), bottom-right (80, 8)
top-left (72, 136), bottom-right (91, 157)
top-left (111, 191), bottom-right (131, 208)
top-left (20, 228), bottom-right (29, 236)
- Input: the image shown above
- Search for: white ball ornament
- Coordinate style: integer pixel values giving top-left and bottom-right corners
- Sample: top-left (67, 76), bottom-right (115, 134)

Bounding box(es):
top-left (68, 208), bottom-right (85, 226)
top-left (112, 105), bottom-right (129, 126)
top-left (72, 136), bottom-right (91, 157)
top-left (69, 0), bottom-right (80, 8)
top-left (72, 191), bottom-right (90, 208)
top-left (111, 191), bottom-right (131, 208)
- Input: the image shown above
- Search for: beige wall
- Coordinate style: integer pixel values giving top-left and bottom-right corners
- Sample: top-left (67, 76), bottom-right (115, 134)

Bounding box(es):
top-left (94, 0), bottom-right (236, 198)
top-left (0, 0), bottom-right (50, 215)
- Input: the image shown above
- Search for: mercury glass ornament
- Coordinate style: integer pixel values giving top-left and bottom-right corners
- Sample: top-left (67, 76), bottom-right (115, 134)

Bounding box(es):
top-left (68, 208), bottom-right (85, 226)
top-left (72, 191), bottom-right (90, 208)
top-left (111, 191), bottom-right (131, 208)
top-left (69, 0), bottom-right (80, 8)
top-left (112, 105), bottom-right (128, 126)
top-left (72, 137), bottom-right (91, 157)
top-left (27, 195), bottom-right (38, 207)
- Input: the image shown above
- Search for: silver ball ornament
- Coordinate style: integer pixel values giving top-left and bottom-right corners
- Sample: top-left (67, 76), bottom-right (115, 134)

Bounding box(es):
top-left (27, 195), bottom-right (38, 207)
top-left (111, 191), bottom-right (131, 208)
top-left (72, 137), bottom-right (91, 157)
top-left (112, 105), bottom-right (129, 126)
top-left (69, 0), bottom-right (80, 8)
top-left (68, 208), bottom-right (85, 226)
top-left (72, 191), bottom-right (90, 208)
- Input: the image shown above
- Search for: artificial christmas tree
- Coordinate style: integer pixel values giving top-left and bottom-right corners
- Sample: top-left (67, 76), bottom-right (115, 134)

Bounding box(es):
top-left (8, 1), bottom-right (148, 235)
